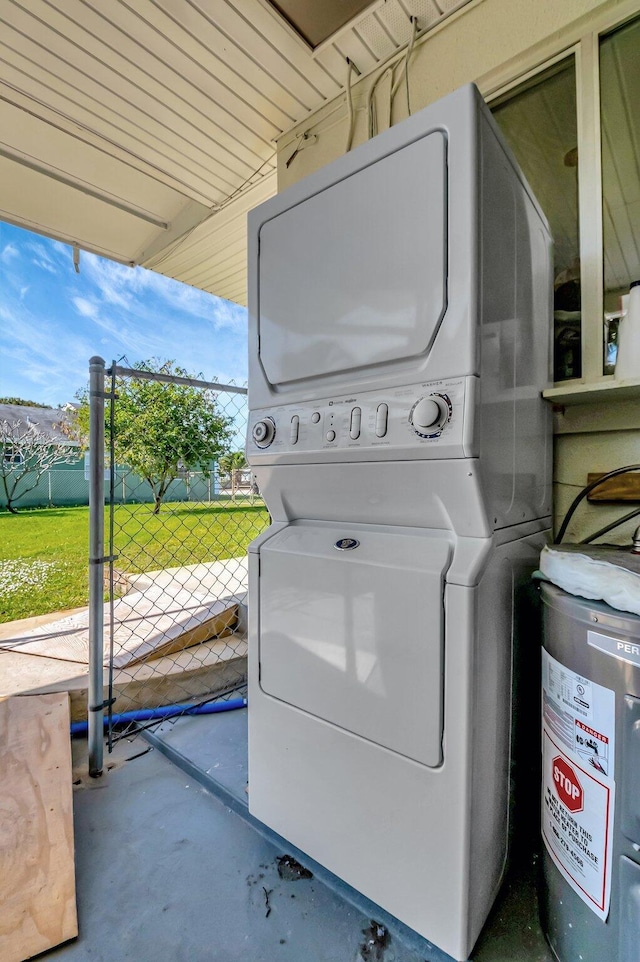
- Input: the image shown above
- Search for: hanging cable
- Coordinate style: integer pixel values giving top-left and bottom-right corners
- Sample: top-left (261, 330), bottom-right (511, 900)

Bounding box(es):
top-left (387, 16), bottom-right (420, 115)
top-left (404, 16), bottom-right (418, 117)
top-left (554, 464), bottom-right (640, 544)
top-left (579, 506), bottom-right (640, 545)
top-left (390, 57), bottom-right (405, 102)
top-left (285, 132), bottom-right (305, 169)
top-left (285, 132), bottom-right (318, 169)
top-left (345, 58), bottom-right (359, 153)
top-left (366, 64), bottom-right (396, 139)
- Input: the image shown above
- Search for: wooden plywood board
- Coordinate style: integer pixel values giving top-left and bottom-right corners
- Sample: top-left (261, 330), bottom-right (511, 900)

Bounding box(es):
top-left (0, 693), bottom-right (77, 962)
top-left (0, 634), bottom-right (247, 723)
top-left (587, 471), bottom-right (640, 501)
top-left (126, 556), bottom-right (248, 599)
top-left (0, 587), bottom-right (240, 669)
top-left (110, 590), bottom-right (239, 668)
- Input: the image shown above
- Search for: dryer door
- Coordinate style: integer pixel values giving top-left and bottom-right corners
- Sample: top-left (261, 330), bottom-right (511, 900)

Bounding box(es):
top-left (259, 523), bottom-right (452, 768)
top-left (258, 131), bottom-right (447, 388)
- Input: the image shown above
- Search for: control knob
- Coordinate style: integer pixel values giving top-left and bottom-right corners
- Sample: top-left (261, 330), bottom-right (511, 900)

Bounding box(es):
top-left (410, 395), bottom-right (447, 436)
top-left (252, 417), bottom-right (276, 448)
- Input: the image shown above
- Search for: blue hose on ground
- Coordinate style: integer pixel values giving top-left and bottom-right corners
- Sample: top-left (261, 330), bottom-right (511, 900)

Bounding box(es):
top-left (70, 697), bottom-right (247, 736)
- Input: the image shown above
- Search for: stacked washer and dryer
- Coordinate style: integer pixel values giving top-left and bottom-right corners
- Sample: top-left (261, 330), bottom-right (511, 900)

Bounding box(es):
top-left (246, 84), bottom-right (553, 961)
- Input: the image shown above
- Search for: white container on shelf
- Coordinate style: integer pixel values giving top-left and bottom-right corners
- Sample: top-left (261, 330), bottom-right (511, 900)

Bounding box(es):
top-left (615, 280), bottom-right (640, 379)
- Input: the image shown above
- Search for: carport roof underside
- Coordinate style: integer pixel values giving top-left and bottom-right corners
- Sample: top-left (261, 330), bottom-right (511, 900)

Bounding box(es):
top-left (0, 0), bottom-right (472, 306)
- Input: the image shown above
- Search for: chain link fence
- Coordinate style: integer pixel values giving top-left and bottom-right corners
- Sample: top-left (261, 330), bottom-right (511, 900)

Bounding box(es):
top-left (87, 359), bottom-right (268, 765)
top-left (0, 465), bottom-right (228, 510)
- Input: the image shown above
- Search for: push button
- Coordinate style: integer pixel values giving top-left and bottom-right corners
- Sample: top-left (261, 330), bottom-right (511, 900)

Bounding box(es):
top-left (290, 415), bottom-right (299, 444)
top-left (375, 403), bottom-right (388, 438)
top-left (326, 430), bottom-right (336, 442)
top-left (311, 411), bottom-right (321, 424)
top-left (350, 406), bottom-right (361, 439)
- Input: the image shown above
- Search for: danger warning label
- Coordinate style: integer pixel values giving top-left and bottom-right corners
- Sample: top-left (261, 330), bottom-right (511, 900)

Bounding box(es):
top-left (575, 719), bottom-right (610, 776)
top-left (542, 651), bottom-right (615, 920)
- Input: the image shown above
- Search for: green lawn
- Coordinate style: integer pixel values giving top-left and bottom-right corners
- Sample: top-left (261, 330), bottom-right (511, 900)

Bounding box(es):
top-left (0, 500), bottom-right (269, 624)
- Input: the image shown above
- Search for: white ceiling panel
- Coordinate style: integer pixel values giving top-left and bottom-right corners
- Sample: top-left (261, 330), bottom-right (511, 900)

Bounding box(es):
top-left (0, 0), bottom-right (474, 303)
top-left (143, 172), bottom-right (277, 306)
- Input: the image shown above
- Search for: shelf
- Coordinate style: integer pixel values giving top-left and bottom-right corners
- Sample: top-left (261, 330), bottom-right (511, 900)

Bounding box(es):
top-left (543, 377), bottom-right (640, 405)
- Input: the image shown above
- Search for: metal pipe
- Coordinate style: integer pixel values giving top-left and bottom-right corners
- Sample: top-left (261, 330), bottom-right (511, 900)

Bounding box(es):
top-left (108, 365), bottom-right (247, 395)
top-left (88, 356), bottom-right (106, 777)
top-left (0, 145), bottom-right (169, 229)
top-left (107, 363), bottom-right (117, 754)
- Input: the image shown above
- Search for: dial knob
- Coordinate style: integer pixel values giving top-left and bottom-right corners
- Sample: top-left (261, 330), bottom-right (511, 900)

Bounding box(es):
top-left (252, 418), bottom-right (275, 448)
top-left (410, 396), bottom-right (445, 433)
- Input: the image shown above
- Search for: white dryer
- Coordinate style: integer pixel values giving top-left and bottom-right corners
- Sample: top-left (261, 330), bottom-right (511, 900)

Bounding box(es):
top-left (246, 83), bottom-right (552, 961)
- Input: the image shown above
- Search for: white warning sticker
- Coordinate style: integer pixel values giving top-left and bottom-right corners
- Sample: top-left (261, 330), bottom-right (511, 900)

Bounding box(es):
top-left (541, 651), bottom-right (615, 920)
top-left (542, 650), bottom-right (615, 774)
top-left (542, 733), bottom-right (614, 919)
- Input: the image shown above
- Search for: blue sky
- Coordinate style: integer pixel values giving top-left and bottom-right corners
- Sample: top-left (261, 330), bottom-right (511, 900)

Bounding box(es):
top-left (0, 221), bottom-right (248, 407)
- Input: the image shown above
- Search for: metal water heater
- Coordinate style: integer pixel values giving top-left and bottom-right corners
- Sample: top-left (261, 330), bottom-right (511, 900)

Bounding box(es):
top-left (541, 581), bottom-right (640, 962)
top-left (246, 83), bottom-right (552, 961)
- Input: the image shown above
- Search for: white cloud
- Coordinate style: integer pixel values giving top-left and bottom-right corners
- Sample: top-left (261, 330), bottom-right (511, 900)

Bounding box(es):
top-left (33, 258), bottom-right (58, 274)
top-left (210, 297), bottom-right (246, 332)
top-left (81, 253), bottom-right (136, 309)
top-left (0, 224), bottom-right (248, 405)
top-left (0, 301), bottom-right (93, 401)
top-left (89, 312), bottom-right (167, 356)
top-left (138, 269), bottom-right (217, 320)
top-left (1, 243), bottom-right (18, 262)
top-left (72, 296), bottom-right (99, 318)
top-left (25, 241), bottom-right (62, 275)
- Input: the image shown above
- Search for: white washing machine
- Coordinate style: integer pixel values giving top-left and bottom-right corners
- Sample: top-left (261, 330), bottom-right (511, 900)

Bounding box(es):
top-left (246, 84), bottom-right (552, 961)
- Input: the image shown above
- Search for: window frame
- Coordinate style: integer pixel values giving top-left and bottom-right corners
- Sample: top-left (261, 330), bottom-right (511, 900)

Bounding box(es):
top-left (481, 3), bottom-right (640, 391)
top-left (3, 446), bottom-right (24, 465)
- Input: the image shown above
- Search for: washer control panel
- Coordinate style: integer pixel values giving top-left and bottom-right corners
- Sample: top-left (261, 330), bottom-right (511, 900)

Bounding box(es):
top-left (248, 377), bottom-right (474, 460)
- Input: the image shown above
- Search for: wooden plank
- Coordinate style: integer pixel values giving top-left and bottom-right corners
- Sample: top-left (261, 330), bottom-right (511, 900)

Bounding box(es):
top-left (0, 693), bottom-right (77, 962)
top-left (0, 589), bottom-right (240, 669)
top-left (587, 472), bottom-right (640, 501)
top-left (104, 637), bottom-right (248, 719)
top-left (109, 589), bottom-right (239, 668)
top-left (127, 557), bottom-right (248, 598)
top-left (0, 633), bottom-right (247, 722)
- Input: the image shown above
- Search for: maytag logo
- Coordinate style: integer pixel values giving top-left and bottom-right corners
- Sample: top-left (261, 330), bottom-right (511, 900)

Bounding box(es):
top-left (334, 538), bottom-right (360, 551)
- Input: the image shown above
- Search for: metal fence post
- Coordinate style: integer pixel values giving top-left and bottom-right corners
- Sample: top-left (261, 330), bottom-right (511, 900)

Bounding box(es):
top-left (88, 356), bottom-right (106, 777)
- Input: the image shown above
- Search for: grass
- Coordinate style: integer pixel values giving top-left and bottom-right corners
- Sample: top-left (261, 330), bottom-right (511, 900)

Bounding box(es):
top-left (0, 499), bottom-right (269, 624)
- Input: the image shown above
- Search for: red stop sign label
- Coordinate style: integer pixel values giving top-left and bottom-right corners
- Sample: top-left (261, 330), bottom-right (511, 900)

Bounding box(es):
top-left (552, 756), bottom-right (584, 813)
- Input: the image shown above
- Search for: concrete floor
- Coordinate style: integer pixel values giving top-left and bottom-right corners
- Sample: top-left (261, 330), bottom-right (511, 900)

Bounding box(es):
top-left (53, 709), bottom-right (555, 962)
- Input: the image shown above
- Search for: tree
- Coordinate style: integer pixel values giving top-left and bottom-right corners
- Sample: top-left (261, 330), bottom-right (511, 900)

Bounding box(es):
top-left (73, 360), bottom-right (233, 514)
top-left (218, 451), bottom-right (247, 498)
top-left (0, 397), bottom-right (49, 408)
top-left (0, 418), bottom-right (77, 513)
